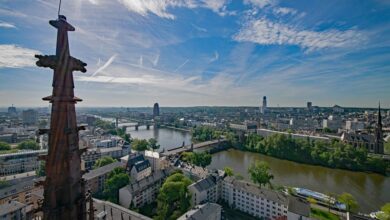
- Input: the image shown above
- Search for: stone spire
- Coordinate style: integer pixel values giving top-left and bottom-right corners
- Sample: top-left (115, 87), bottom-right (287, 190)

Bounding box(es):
top-left (35, 15), bottom-right (87, 219)
top-left (375, 102), bottom-right (384, 154)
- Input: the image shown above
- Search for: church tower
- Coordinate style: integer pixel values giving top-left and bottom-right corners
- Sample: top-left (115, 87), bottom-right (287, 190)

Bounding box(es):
top-left (375, 103), bottom-right (384, 154)
top-left (35, 15), bottom-right (87, 219)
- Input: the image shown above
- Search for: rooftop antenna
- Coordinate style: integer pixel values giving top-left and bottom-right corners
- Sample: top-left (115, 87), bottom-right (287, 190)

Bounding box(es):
top-left (58, 0), bottom-right (62, 16)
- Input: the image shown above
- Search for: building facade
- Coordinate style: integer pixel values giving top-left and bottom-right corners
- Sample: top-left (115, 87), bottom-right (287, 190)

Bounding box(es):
top-left (221, 177), bottom-right (310, 220)
top-left (22, 109), bottom-right (38, 126)
top-left (0, 150), bottom-right (47, 176)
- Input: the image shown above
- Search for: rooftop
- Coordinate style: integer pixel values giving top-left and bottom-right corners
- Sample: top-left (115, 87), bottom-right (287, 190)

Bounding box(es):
top-left (83, 161), bottom-right (123, 180)
top-left (133, 160), bottom-right (151, 172)
top-left (91, 198), bottom-right (152, 220)
top-left (177, 203), bottom-right (221, 220)
top-left (224, 176), bottom-right (289, 206)
top-left (0, 201), bottom-right (26, 216)
top-left (189, 175), bottom-right (217, 192)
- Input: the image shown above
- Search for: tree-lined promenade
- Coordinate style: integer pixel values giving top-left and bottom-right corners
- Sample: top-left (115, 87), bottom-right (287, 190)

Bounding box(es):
top-left (191, 126), bottom-right (389, 175)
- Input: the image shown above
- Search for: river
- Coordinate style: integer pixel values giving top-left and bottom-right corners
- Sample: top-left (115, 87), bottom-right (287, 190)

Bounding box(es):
top-left (209, 149), bottom-right (390, 213)
top-left (127, 127), bottom-right (390, 212)
top-left (127, 126), bottom-right (192, 152)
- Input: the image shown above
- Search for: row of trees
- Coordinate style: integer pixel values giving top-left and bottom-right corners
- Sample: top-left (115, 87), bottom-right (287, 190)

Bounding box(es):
top-left (132, 138), bottom-right (160, 151)
top-left (191, 126), bottom-right (222, 142)
top-left (108, 128), bottom-right (131, 142)
top-left (241, 133), bottom-right (389, 175)
top-left (0, 140), bottom-right (40, 152)
top-left (181, 152), bottom-right (212, 168)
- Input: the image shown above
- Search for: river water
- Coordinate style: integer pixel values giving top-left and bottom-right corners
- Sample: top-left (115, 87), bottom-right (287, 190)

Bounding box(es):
top-left (127, 126), bottom-right (192, 152)
top-left (128, 127), bottom-right (390, 212)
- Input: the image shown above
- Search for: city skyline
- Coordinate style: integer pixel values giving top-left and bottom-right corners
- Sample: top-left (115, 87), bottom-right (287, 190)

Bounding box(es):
top-left (1, 0), bottom-right (390, 107)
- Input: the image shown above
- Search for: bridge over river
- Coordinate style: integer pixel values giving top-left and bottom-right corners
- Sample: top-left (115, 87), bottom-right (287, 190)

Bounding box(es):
top-left (161, 138), bottom-right (228, 156)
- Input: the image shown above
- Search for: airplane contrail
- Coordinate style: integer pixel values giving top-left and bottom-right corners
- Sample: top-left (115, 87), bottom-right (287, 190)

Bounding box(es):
top-left (91, 54), bottom-right (117, 77)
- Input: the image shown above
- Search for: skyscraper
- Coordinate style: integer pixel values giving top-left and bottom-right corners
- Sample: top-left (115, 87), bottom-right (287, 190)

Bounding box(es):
top-left (35, 15), bottom-right (87, 219)
top-left (260, 96), bottom-right (267, 114)
top-left (307, 102), bottom-right (312, 110)
top-left (153, 103), bottom-right (160, 118)
top-left (375, 103), bottom-right (384, 154)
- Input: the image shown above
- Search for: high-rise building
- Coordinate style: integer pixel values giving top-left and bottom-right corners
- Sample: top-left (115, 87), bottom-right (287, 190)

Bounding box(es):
top-left (22, 109), bottom-right (38, 125)
top-left (260, 96), bottom-right (267, 114)
top-left (307, 102), bottom-right (312, 110)
top-left (153, 103), bottom-right (160, 118)
top-left (375, 103), bottom-right (384, 154)
top-left (7, 105), bottom-right (17, 116)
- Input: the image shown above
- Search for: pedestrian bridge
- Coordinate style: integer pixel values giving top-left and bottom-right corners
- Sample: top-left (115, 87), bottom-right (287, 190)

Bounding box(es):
top-left (161, 138), bottom-right (228, 156)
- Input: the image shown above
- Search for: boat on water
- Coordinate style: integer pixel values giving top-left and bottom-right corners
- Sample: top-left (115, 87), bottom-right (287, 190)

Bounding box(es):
top-left (293, 187), bottom-right (347, 211)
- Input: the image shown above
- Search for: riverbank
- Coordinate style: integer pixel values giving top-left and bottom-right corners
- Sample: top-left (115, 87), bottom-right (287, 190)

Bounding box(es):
top-left (240, 133), bottom-right (389, 176)
top-left (208, 149), bottom-right (390, 213)
top-left (159, 125), bottom-right (191, 132)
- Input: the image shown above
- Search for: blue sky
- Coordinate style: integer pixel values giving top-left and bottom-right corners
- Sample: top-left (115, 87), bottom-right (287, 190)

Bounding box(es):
top-left (0, 0), bottom-right (389, 107)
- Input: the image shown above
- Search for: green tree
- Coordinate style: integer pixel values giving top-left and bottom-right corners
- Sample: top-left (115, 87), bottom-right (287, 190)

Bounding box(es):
top-left (0, 142), bottom-right (11, 151)
top-left (224, 167), bottom-right (234, 176)
top-left (148, 138), bottom-right (160, 151)
top-left (104, 173), bottom-right (129, 203)
top-left (182, 152), bottom-right (212, 168)
top-left (94, 156), bottom-right (116, 169)
top-left (36, 161), bottom-right (46, 176)
top-left (377, 203), bottom-right (390, 220)
top-left (132, 139), bottom-right (149, 151)
top-left (338, 193), bottom-right (358, 212)
top-left (155, 173), bottom-right (192, 220)
top-left (17, 140), bottom-right (39, 150)
top-left (0, 180), bottom-right (10, 189)
top-left (248, 161), bottom-right (274, 188)
top-left (94, 119), bottom-right (115, 130)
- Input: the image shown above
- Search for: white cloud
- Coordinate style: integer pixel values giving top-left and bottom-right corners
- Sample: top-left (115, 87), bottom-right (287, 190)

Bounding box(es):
top-left (152, 53), bottom-right (160, 66)
top-left (273, 7), bottom-right (297, 16)
top-left (243, 0), bottom-right (275, 8)
top-left (118, 0), bottom-right (231, 19)
top-left (174, 59), bottom-right (189, 72)
top-left (233, 18), bottom-right (365, 52)
top-left (91, 54), bottom-right (117, 77)
top-left (0, 21), bottom-right (16, 28)
top-left (0, 45), bottom-right (40, 68)
top-left (209, 51), bottom-right (219, 62)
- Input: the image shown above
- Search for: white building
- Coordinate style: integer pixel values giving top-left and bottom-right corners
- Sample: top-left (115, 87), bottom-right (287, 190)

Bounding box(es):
top-left (81, 145), bottom-right (129, 170)
top-left (221, 176), bottom-right (310, 220)
top-left (119, 169), bottom-right (172, 208)
top-left (94, 136), bottom-right (121, 148)
top-left (130, 160), bottom-right (152, 181)
top-left (345, 120), bottom-right (365, 132)
top-left (188, 175), bottom-right (220, 206)
top-left (177, 203), bottom-right (222, 220)
top-left (143, 150), bottom-right (169, 171)
top-left (0, 150), bottom-right (47, 176)
top-left (323, 115), bottom-right (343, 131)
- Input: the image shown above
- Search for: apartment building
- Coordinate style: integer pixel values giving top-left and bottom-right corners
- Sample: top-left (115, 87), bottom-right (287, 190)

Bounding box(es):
top-left (221, 176), bottom-right (310, 220)
top-left (83, 162), bottom-right (124, 194)
top-left (177, 203), bottom-right (222, 220)
top-left (119, 169), bottom-right (172, 208)
top-left (0, 150), bottom-right (47, 176)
